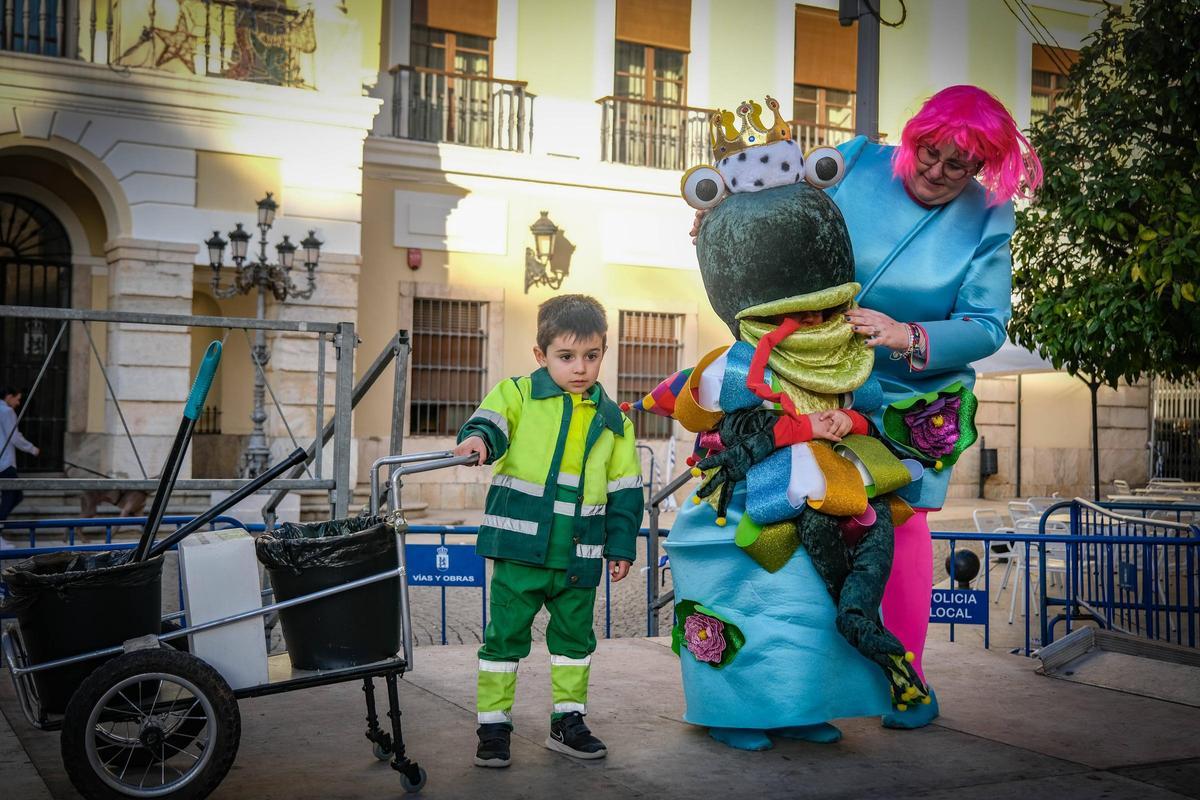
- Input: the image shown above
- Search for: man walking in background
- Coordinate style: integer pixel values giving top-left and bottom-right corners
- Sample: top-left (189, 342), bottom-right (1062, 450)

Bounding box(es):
top-left (1, 387), bottom-right (39, 521)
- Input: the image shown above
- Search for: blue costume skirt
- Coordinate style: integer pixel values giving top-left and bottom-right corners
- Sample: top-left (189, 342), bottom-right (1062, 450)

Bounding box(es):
top-left (664, 483), bottom-right (892, 729)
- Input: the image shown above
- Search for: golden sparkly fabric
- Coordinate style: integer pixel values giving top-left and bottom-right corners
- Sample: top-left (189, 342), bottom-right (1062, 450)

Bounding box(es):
top-left (806, 442), bottom-right (869, 517)
top-left (887, 495), bottom-right (915, 528)
top-left (741, 520), bottom-right (801, 573)
top-left (674, 347), bottom-right (727, 433)
top-left (835, 434), bottom-right (914, 497)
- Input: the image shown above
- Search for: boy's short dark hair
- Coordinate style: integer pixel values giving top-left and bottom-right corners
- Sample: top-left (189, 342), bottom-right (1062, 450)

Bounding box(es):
top-left (536, 294), bottom-right (608, 353)
top-left (2, 387), bottom-right (22, 399)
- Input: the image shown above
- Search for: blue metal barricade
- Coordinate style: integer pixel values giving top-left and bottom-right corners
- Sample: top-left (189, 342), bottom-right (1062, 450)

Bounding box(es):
top-left (0, 515), bottom-right (249, 616)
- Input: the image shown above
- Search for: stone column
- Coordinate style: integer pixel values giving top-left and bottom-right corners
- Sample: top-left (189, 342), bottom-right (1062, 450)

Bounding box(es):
top-left (102, 239), bottom-right (195, 481)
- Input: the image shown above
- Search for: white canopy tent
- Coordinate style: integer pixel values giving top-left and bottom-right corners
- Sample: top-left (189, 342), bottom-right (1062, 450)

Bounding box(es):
top-left (970, 338), bottom-right (1057, 377)
top-left (969, 338), bottom-right (1062, 497)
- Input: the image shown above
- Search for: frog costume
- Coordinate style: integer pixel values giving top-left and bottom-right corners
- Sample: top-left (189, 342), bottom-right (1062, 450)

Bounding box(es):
top-left (630, 98), bottom-right (976, 750)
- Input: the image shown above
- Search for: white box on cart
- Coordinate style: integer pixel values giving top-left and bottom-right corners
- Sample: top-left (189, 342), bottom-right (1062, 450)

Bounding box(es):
top-left (178, 528), bottom-right (269, 690)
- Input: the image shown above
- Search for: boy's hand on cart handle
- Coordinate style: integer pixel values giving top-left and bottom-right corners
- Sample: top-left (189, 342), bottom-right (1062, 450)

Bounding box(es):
top-left (609, 560), bottom-right (632, 582)
top-left (453, 436), bottom-right (487, 465)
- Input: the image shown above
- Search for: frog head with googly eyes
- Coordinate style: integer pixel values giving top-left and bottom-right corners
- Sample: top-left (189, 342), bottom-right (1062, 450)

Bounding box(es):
top-left (682, 96), bottom-right (856, 339)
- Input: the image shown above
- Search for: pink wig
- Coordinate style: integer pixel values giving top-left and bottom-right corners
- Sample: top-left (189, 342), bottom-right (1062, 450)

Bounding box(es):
top-left (892, 85), bottom-right (1043, 206)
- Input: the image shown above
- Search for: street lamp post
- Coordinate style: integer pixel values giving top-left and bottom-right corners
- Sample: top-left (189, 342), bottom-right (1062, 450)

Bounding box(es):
top-left (206, 192), bottom-right (322, 478)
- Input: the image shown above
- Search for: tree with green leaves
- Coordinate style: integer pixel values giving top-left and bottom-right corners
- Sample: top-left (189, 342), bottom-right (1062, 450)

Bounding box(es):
top-left (1011, 0), bottom-right (1200, 497)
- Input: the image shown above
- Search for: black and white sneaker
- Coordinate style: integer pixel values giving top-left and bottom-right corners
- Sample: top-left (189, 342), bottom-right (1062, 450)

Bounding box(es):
top-left (474, 723), bottom-right (512, 768)
top-left (545, 712), bottom-right (607, 760)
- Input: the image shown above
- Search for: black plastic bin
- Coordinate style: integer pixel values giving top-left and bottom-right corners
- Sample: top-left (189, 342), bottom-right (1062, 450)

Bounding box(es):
top-left (1, 551), bottom-right (164, 714)
top-left (255, 516), bottom-right (400, 670)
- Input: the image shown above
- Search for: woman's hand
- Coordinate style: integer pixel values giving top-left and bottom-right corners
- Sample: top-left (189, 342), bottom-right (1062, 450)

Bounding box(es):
top-left (453, 436), bottom-right (487, 465)
top-left (844, 308), bottom-right (910, 350)
top-left (609, 560), bottom-right (632, 582)
top-left (690, 210), bottom-right (708, 245)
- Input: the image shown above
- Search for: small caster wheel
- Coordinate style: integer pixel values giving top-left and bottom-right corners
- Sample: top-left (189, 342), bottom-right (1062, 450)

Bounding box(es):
top-left (400, 765), bottom-right (427, 794)
top-left (373, 741), bottom-right (393, 761)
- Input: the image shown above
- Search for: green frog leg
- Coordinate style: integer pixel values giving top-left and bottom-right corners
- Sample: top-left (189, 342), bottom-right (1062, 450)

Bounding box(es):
top-left (838, 500), bottom-right (929, 708)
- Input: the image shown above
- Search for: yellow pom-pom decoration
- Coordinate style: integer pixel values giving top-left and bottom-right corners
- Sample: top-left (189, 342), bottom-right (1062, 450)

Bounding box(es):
top-left (690, 467), bottom-right (702, 478)
top-left (921, 696), bottom-right (932, 705)
top-left (692, 495), bottom-right (702, 505)
top-left (715, 516), bottom-right (727, 527)
top-left (896, 703), bottom-right (907, 712)
top-left (934, 459), bottom-right (944, 471)
top-left (904, 651), bottom-right (915, 663)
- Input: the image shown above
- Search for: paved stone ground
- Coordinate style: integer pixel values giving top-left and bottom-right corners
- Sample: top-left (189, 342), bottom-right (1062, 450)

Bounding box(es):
top-left (4, 637), bottom-right (1199, 800)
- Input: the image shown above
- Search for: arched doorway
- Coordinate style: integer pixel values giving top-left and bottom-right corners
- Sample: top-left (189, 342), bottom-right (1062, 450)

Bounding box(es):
top-left (0, 193), bottom-right (72, 471)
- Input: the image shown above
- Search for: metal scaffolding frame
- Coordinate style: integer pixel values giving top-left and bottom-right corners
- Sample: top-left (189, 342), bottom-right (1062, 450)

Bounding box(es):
top-left (0, 304), bottom-right (359, 519)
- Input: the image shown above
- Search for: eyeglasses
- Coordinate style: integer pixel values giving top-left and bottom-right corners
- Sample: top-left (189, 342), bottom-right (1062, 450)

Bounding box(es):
top-left (916, 143), bottom-right (983, 180)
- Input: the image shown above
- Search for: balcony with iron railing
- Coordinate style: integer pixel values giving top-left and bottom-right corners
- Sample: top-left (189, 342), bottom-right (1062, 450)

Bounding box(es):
top-left (388, 64), bottom-right (535, 153)
top-left (598, 96), bottom-right (712, 172)
top-left (598, 95), bottom-right (860, 172)
top-left (789, 120), bottom-right (856, 152)
top-left (1, 0), bottom-right (318, 89)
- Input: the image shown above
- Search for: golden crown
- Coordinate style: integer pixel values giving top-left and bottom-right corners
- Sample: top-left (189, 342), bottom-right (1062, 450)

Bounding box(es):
top-left (709, 96), bottom-right (792, 162)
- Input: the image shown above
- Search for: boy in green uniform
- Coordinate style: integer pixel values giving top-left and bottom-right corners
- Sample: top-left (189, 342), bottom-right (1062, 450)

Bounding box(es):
top-left (454, 294), bottom-right (644, 768)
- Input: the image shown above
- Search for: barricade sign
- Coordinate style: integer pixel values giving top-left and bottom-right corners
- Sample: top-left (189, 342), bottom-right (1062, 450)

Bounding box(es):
top-left (406, 544), bottom-right (486, 587)
top-left (929, 588), bottom-right (987, 624)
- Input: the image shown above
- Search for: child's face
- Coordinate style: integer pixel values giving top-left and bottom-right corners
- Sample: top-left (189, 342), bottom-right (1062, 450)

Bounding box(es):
top-left (534, 333), bottom-right (606, 394)
top-left (775, 310), bottom-right (826, 329)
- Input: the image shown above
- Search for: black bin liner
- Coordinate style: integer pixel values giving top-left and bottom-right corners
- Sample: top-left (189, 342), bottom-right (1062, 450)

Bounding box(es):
top-left (2, 550), bottom-right (164, 714)
top-left (255, 516), bottom-right (399, 670)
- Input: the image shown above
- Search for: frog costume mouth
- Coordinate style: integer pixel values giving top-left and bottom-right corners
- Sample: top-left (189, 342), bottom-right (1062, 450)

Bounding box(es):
top-left (736, 282), bottom-right (875, 413)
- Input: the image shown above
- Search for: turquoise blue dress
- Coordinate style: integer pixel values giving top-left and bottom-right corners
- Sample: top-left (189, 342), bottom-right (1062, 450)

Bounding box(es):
top-left (665, 483), bottom-right (892, 729)
top-left (829, 136), bottom-right (1014, 509)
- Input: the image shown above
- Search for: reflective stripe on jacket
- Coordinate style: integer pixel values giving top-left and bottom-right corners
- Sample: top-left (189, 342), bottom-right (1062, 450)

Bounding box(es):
top-left (457, 368), bottom-right (644, 588)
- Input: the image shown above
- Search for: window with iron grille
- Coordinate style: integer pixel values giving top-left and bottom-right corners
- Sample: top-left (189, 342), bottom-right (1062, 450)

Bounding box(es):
top-left (409, 298), bottom-right (489, 436)
top-left (618, 311), bottom-right (683, 439)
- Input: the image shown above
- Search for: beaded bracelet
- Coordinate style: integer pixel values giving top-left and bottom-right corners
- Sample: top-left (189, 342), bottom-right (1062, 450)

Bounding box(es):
top-left (889, 323), bottom-right (926, 369)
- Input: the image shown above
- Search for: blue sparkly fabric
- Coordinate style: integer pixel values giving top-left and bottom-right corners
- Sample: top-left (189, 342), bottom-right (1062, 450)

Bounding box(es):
top-left (664, 482), bottom-right (891, 730)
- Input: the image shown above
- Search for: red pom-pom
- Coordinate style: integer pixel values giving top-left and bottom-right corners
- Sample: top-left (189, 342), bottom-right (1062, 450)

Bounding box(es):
top-left (685, 455), bottom-right (698, 467)
top-left (619, 401), bottom-right (631, 412)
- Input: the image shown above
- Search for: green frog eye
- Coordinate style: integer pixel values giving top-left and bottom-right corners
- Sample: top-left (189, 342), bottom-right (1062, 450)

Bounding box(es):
top-left (681, 165), bottom-right (727, 210)
top-left (804, 147), bottom-right (845, 188)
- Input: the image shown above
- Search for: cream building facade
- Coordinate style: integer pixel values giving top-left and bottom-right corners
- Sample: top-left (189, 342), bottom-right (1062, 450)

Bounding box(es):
top-left (0, 0), bottom-right (1146, 517)
top-left (357, 0), bottom-right (1143, 508)
top-left (1, 1), bottom-right (380, 501)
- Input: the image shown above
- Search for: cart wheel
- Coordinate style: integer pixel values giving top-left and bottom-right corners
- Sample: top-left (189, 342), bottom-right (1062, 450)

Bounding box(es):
top-left (61, 648), bottom-right (240, 800)
top-left (372, 740), bottom-right (393, 761)
top-left (399, 764), bottom-right (427, 794)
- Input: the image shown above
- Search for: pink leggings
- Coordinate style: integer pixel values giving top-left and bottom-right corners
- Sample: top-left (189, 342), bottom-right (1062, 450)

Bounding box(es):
top-left (880, 509), bottom-right (932, 682)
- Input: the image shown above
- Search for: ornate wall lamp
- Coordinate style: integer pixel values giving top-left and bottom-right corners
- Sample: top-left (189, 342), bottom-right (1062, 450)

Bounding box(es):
top-left (524, 210), bottom-right (566, 293)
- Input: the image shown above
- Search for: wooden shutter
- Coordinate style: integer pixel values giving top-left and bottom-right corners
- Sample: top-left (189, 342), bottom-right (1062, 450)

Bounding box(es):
top-left (412, 0), bottom-right (498, 40)
top-left (616, 0), bottom-right (691, 52)
top-left (1032, 44), bottom-right (1079, 75)
top-left (794, 5), bottom-right (856, 92)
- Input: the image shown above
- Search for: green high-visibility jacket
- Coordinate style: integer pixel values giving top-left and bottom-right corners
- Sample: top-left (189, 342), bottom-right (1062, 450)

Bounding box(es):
top-left (457, 369), bottom-right (644, 588)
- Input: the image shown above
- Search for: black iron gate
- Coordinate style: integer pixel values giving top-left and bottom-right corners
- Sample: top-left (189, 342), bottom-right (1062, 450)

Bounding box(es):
top-left (1151, 377), bottom-right (1200, 481)
top-left (0, 194), bottom-right (72, 472)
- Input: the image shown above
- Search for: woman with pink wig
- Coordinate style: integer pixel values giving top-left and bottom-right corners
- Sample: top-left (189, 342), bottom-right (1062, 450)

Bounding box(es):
top-left (829, 84), bottom-right (1042, 728)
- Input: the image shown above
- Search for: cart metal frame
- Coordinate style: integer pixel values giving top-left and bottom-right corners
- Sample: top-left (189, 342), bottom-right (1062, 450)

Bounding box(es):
top-left (1, 450), bottom-right (471, 798)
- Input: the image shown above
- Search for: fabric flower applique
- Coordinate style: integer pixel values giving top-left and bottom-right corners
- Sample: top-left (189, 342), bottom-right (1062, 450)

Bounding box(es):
top-left (903, 396), bottom-right (961, 457)
top-left (670, 599), bottom-right (746, 668)
top-left (880, 381), bottom-right (979, 469)
top-left (683, 612), bottom-right (727, 663)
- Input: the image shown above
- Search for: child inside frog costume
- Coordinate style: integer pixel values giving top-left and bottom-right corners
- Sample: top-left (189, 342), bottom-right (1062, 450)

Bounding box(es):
top-left (628, 98), bottom-right (977, 750)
